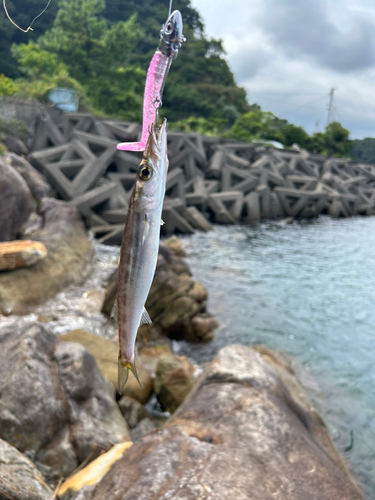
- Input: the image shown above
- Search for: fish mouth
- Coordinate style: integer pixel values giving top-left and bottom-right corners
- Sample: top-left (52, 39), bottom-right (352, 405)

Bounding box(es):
top-left (151, 118), bottom-right (167, 145)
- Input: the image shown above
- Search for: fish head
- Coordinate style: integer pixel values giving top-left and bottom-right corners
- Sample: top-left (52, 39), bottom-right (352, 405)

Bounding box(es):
top-left (134, 119), bottom-right (169, 212)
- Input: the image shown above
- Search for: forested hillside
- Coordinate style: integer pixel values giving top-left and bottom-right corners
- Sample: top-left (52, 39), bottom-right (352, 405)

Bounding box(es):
top-left (0, 0), bottom-right (356, 157)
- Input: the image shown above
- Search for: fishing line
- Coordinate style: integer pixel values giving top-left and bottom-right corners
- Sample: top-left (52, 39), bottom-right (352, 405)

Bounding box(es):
top-left (168, 0), bottom-right (173, 18)
top-left (2, 0), bottom-right (52, 33)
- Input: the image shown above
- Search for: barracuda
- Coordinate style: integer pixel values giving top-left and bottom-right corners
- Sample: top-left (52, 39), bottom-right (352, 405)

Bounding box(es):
top-left (113, 119), bottom-right (169, 393)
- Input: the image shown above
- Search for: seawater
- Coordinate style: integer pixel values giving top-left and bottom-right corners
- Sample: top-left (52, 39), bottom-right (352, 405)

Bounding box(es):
top-left (179, 217), bottom-right (375, 499)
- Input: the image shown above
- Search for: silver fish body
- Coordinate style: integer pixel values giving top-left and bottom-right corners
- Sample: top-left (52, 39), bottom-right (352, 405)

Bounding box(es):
top-left (116, 119), bottom-right (168, 392)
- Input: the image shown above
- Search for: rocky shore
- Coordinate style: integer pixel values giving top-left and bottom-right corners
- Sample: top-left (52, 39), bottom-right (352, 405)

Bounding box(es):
top-left (0, 149), bottom-right (364, 499)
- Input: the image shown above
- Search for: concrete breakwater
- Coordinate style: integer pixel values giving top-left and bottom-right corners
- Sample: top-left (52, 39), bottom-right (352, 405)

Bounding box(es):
top-left (29, 111), bottom-right (375, 244)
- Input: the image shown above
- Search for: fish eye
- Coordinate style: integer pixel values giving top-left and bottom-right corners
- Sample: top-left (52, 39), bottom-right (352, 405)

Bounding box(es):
top-left (138, 164), bottom-right (153, 181)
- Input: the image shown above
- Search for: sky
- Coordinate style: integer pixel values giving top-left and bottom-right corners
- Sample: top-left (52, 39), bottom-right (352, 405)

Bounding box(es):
top-left (191, 0), bottom-right (375, 139)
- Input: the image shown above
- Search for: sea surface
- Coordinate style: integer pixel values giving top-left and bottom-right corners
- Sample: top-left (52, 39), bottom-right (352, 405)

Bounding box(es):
top-left (178, 217), bottom-right (375, 499)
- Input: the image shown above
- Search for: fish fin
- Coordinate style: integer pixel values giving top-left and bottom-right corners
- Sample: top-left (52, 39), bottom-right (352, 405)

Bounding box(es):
top-left (142, 216), bottom-right (150, 244)
top-left (140, 307), bottom-right (152, 325)
top-left (160, 219), bottom-right (165, 226)
top-left (118, 356), bottom-right (142, 394)
top-left (110, 298), bottom-right (118, 321)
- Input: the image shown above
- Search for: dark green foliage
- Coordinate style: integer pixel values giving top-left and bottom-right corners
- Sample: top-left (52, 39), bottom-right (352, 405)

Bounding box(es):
top-left (306, 122), bottom-right (352, 157)
top-left (351, 138), bottom-right (375, 164)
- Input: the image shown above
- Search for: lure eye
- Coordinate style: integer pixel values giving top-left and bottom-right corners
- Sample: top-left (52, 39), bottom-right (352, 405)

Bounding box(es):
top-left (138, 164), bottom-right (153, 181)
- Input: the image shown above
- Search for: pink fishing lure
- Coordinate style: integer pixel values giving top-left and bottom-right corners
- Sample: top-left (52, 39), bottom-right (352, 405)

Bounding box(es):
top-left (117, 52), bottom-right (170, 152)
top-left (116, 10), bottom-right (185, 153)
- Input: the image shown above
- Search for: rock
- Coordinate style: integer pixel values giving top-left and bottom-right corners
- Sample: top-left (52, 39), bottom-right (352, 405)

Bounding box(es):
top-left (59, 329), bottom-right (153, 404)
top-left (0, 198), bottom-right (93, 314)
top-left (154, 354), bottom-right (195, 413)
top-left (130, 417), bottom-right (162, 442)
top-left (0, 323), bottom-right (130, 481)
top-left (57, 442), bottom-right (132, 500)
top-left (163, 235), bottom-right (186, 256)
top-left (118, 396), bottom-right (150, 429)
top-left (184, 313), bottom-right (220, 342)
top-left (76, 288), bottom-right (106, 314)
top-left (7, 152), bottom-right (52, 203)
top-left (0, 439), bottom-right (54, 500)
top-left (138, 342), bottom-right (173, 377)
top-left (3, 134), bottom-right (28, 155)
top-left (84, 345), bottom-right (363, 500)
top-left (0, 157), bottom-right (34, 242)
top-left (0, 240), bottom-right (47, 270)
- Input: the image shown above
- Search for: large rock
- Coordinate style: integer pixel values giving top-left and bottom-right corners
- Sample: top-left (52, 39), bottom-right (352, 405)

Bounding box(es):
top-left (7, 152), bottom-right (52, 204)
top-left (0, 240), bottom-right (47, 270)
top-left (84, 345), bottom-right (362, 500)
top-left (59, 329), bottom-right (153, 404)
top-left (154, 354), bottom-right (196, 413)
top-left (0, 439), bottom-right (54, 500)
top-left (0, 324), bottom-right (130, 481)
top-left (0, 157), bottom-right (33, 242)
top-left (101, 241), bottom-right (217, 342)
top-left (0, 197), bottom-right (93, 314)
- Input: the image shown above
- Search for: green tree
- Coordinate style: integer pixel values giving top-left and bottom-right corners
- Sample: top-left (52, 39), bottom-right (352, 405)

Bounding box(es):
top-left (306, 122), bottom-right (351, 157)
top-left (351, 138), bottom-right (375, 164)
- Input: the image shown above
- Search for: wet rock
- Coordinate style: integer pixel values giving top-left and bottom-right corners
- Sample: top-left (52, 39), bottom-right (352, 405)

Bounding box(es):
top-left (118, 396), bottom-right (150, 429)
top-left (0, 240), bottom-right (47, 270)
top-left (76, 288), bottom-right (106, 314)
top-left (7, 153), bottom-right (51, 203)
top-left (163, 235), bottom-right (186, 256)
top-left (130, 416), bottom-right (162, 442)
top-left (0, 439), bottom-right (54, 500)
top-left (0, 198), bottom-right (93, 314)
top-left (154, 354), bottom-right (195, 413)
top-left (59, 329), bottom-right (153, 404)
top-left (138, 342), bottom-right (173, 377)
top-left (0, 323), bottom-right (130, 481)
top-left (84, 345), bottom-right (363, 500)
top-left (0, 157), bottom-right (33, 242)
top-left (57, 442), bottom-right (132, 500)
top-left (101, 242), bottom-right (217, 342)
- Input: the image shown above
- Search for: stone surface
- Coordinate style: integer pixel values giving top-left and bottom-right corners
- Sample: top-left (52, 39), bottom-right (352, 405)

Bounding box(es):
top-left (57, 442), bottom-right (132, 500)
top-left (84, 345), bottom-right (363, 500)
top-left (0, 323), bottom-right (130, 481)
top-left (59, 329), bottom-right (153, 403)
top-left (130, 416), bottom-right (162, 442)
top-left (0, 439), bottom-right (54, 500)
top-left (0, 197), bottom-right (93, 314)
top-left (0, 240), bottom-right (47, 270)
top-left (154, 354), bottom-right (195, 413)
top-left (7, 153), bottom-right (52, 203)
top-left (118, 396), bottom-right (150, 429)
top-left (163, 235), bottom-right (186, 256)
top-left (0, 157), bottom-right (33, 242)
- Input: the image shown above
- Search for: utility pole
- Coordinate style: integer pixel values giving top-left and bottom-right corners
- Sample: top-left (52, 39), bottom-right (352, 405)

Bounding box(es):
top-left (327, 87), bottom-right (335, 126)
top-left (327, 87), bottom-right (335, 156)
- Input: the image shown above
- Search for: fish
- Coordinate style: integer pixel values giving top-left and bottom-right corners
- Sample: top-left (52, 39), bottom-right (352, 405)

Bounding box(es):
top-left (113, 118), bottom-right (169, 393)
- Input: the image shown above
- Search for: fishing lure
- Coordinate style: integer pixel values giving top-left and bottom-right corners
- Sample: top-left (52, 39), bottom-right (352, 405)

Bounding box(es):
top-left (117, 9), bottom-right (185, 152)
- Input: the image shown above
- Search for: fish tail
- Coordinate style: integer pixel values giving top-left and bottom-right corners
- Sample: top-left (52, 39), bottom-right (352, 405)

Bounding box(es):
top-left (118, 355), bottom-right (142, 394)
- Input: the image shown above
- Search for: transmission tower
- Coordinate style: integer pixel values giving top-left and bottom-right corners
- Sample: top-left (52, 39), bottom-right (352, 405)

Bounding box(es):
top-left (327, 87), bottom-right (335, 126)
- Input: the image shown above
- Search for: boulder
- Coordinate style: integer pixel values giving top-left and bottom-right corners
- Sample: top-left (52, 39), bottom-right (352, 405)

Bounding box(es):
top-left (138, 342), bottom-right (173, 377)
top-left (59, 329), bottom-right (153, 404)
top-left (130, 416), bottom-right (162, 442)
top-left (7, 152), bottom-right (52, 203)
top-left (84, 345), bottom-right (362, 500)
top-left (3, 134), bottom-right (28, 155)
top-left (57, 442), bottom-right (132, 500)
top-left (154, 354), bottom-right (195, 413)
top-left (0, 157), bottom-right (33, 242)
top-left (0, 323), bottom-right (130, 481)
top-left (163, 235), bottom-right (186, 256)
top-left (0, 240), bottom-right (47, 270)
top-left (118, 396), bottom-right (150, 429)
top-left (0, 439), bottom-right (54, 500)
top-left (0, 197), bottom-right (93, 314)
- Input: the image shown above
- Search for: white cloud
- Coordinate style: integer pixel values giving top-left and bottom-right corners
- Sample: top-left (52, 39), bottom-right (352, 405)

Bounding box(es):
top-left (191, 0), bottom-right (375, 138)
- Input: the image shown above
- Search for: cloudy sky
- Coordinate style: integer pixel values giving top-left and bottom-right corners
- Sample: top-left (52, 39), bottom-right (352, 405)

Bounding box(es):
top-left (192, 0), bottom-right (375, 139)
